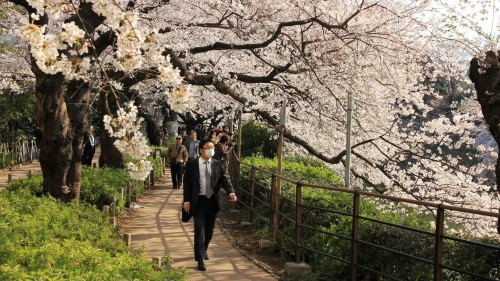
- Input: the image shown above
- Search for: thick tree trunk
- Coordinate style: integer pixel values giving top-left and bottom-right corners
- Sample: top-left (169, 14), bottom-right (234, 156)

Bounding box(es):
top-left (469, 51), bottom-right (500, 191)
top-left (66, 80), bottom-right (93, 202)
top-left (35, 73), bottom-right (72, 201)
top-left (469, 50), bottom-right (500, 234)
top-left (143, 115), bottom-right (163, 146)
top-left (34, 73), bottom-right (91, 202)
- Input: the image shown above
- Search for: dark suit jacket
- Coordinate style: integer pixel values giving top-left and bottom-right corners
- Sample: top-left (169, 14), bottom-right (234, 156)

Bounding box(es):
top-left (183, 158), bottom-right (234, 215)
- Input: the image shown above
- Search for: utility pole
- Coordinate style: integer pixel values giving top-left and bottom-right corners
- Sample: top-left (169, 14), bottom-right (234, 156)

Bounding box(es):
top-left (346, 92), bottom-right (353, 189)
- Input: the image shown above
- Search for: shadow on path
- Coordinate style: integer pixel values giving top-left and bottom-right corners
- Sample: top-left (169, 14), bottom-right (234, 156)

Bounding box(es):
top-left (118, 175), bottom-right (277, 281)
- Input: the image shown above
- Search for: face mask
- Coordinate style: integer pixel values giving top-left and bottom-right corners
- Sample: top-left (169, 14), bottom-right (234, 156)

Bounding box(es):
top-left (204, 148), bottom-right (215, 158)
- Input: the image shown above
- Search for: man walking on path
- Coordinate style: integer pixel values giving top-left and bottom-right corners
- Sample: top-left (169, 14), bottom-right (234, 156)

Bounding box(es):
top-left (183, 139), bottom-right (237, 271)
top-left (168, 135), bottom-right (188, 189)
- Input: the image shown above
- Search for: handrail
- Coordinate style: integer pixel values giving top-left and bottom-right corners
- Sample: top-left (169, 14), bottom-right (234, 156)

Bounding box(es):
top-left (228, 152), bottom-right (500, 280)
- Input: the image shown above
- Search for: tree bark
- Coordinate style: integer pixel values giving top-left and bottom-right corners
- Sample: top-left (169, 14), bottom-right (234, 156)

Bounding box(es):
top-left (35, 72), bottom-right (74, 201)
top-left (469, 50), bottom-right (500, 234)
top-left (65, 80), bottom-right (92, 202)
top-left (469, 51), bottom-right (500, 191)
top-left (98, 91), bottom-right (124, 168)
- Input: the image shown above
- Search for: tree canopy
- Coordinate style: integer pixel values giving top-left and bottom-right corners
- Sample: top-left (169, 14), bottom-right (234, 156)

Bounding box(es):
top-left (0, 0), bottom-right (498, 235)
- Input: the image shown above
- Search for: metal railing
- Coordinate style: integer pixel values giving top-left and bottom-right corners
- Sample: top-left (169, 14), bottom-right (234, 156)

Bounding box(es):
top-left (228, 152), bottom-right (500, 280)
top-left (0, 139), bottom-right (40, 167)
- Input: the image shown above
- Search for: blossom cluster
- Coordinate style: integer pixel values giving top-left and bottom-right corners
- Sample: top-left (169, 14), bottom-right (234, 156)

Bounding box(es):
top-left (168, 86), bottom-right (193, 112)
top-left (21, 0), bottom-right (191, 113)
top-left (103, 102), bottom-right (152, 180)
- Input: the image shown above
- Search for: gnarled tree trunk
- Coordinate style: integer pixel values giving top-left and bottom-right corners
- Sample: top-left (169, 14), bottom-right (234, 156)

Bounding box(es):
top-left (469, 50), bottom-right (500, 234)
top-left (35, 71), bottom-right (90, 202)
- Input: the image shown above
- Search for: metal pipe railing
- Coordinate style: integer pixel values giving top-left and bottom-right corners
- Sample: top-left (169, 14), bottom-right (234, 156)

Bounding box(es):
top-left (230, 154), bottom-right (500, 280)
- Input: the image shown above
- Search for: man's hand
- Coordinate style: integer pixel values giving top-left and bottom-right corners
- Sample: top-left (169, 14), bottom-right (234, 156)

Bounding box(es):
top-left (183, 202), bottom-right (190, 213)
top-left (229, 193), bottom-right (237, 202)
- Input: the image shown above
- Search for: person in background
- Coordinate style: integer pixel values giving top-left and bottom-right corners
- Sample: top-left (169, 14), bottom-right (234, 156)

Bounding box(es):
top-left (195, 124), bottom-right (206, 141)
top-left (184, 130), bottom-right (200, 161)
top-left (82, 125), bottom-right (96, 166)
top-left (213, 135), bottom-right (231, 172)
top-left (183, 139), bottom-right (237, 271)
top-left (207, 130), bottom-right (217, 143)
top-left (168, 135), bottom-right (188, 189)
top-left (180, 128), bottom-right (189, 145)
top-left (226, 132), bottom-right (234, 148)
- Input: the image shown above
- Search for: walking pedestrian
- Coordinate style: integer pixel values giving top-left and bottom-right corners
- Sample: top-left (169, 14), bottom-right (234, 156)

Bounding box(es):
top-left (182, 139), bottom-right (237, 271)
top-left (168, 135), bottom-right (188, 189)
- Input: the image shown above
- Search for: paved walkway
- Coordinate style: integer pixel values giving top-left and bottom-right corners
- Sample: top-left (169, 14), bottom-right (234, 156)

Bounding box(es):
top-left (0, 156), bottom-right (277, 281)
top-left (119, 175), bottom-right (277, 281)
top-left (0, 161), bottom-right (42, 189)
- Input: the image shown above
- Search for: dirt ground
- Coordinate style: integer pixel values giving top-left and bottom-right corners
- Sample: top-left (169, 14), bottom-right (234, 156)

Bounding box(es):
top-left (217, 208), bottom-right (286, 279)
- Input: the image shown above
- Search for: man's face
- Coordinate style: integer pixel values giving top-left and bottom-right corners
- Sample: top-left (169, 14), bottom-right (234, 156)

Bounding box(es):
top-left (182, 130), bottom-right (187, 135)
top-left (190, 133), bottom-right (196, 140)
top-left (176, 138), bottom-right (182, 144)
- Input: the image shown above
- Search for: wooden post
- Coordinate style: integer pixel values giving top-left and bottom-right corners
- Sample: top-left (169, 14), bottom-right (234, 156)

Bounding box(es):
top-left (237, 108), bottom-right (242, 159)
top-left (124, 233), bottom-right (132, 246)
top-left (29, 139), bottom-right (33, 162)
top-left (127, 181), bottom-right (132, 207)
top-left (274, 124), bottom-right (285, 244)
top-left (111, 196), bottom-right (116, 226)
top-left (7, 173), bottom-right (13, 183)
top-left (249, 166), bottom-right (256, 223)
top-left (28, 170), bottom-right (33, 177)
top-left (103, 205), bottom-right (109, 215)
top-left (152, 257), bottom-right (162, 269)
top-left (162, 158), bottom-right (166, 175)
top-left (92, 162), bottom-right (97, 168)
top-left (150, 169), bottom-right (155, 187)
top-left (295, 182), bottom-right (303, 263)
top-left (270, 174), bottom-right (276, 241)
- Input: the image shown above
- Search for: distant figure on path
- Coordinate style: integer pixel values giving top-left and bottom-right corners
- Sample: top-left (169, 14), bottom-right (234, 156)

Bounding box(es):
top-left (168, 135), bottom-right (188, 189)
top-left (82, 125), bottom-right (96, 166)
top-left (183, 139), bottom-right (237, 271)
top-left (184, 130), bottom-right (200, 161)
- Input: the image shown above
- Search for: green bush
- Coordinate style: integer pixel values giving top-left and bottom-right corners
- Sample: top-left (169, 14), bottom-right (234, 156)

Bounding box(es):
top-left (6, 167), bottom-right (145, 213)
top-left (0, 151), bottom-right (12, 168)
top-left (0, 189), bottom-right (186, 280)
top-left (240, 120), bottom-right (277, 158)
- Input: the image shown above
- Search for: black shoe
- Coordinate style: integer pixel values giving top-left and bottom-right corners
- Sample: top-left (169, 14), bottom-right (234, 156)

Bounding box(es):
top-left (197, 260), bottom-right (206, 271)
top-left (204, 252), bottom-right (209, 260)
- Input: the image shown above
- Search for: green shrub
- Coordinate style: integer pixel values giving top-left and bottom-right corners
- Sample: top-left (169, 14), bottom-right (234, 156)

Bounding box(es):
top-left (240, 120), bottom-right (277, 158)
top-left (0, 151), bottom-right (12, 168)
top-left (6, 167), bottom-right (145, 213)
top-left (150, 145), bottom-right (169, 158)
top-left (0, 189), bottom-right (186, 280)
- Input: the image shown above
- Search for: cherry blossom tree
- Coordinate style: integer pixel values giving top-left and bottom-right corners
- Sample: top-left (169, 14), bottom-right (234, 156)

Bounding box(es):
top-left (155, 0), bottom-right (499, 234)
top-left (4, 0), bottom-right (191, 201)
top-left (3, 0), bottom-right (499, 234)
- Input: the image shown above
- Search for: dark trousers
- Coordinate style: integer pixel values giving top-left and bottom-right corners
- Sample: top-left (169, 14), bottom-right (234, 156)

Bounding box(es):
top-left (170, 162), bottom-right (183, 188)
top-left (193, 196), bottom-right (218, 261)
top-left (82, 152), bottom-right (94, 166)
